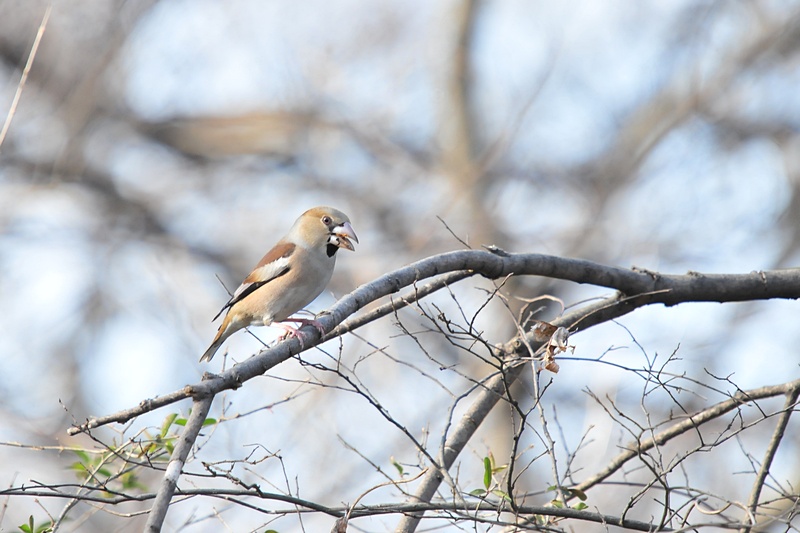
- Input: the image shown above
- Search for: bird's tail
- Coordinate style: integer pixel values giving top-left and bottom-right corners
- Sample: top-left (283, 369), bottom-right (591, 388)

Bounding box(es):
top-left (200, 315), bottom-right (235, 362)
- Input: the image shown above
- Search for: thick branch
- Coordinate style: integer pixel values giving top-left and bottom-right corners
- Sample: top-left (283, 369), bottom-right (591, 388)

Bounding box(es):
top-left (69, 251), bottom-right (800, 435)
top-left (143, 395), bottom-right (213, 532)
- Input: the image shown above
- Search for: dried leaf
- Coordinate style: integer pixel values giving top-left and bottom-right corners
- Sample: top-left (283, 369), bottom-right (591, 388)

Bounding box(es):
top-left (531, 320), bottom-right (558, 341)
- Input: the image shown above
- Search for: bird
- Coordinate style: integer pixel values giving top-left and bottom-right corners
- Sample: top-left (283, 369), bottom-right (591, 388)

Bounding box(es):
top-left (200, 206), bottom-right (358, 362)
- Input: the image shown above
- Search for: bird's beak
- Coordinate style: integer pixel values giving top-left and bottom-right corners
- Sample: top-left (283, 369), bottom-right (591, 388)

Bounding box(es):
top-left (331, 221), bottom-right (359, 251)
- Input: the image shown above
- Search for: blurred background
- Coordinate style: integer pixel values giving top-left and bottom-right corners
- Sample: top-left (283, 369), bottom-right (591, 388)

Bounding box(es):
top-left (1, 0), bottom-right (799, 531)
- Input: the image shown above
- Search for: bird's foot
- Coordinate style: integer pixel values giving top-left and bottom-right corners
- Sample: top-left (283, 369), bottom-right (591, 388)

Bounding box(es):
top-left (282, 316), bottom-right (327, 337)
top-left (276, 323), bottom-right (308, 350)
top-left (276, 317), bottom-right (327, 349)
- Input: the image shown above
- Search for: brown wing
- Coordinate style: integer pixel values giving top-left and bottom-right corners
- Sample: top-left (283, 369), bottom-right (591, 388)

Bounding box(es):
top-left (212, 242), bottom-right (295, 321)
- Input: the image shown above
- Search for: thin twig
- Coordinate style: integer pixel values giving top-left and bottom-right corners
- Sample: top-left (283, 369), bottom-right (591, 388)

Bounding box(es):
top-left (740, 386), bottom-right (800, 533)
top-left (0, 485), bottom-right (669, 532)
top-left (573, 379), bottom-right (800, 496)
top-left (0, 5), bottom-right (52, 150)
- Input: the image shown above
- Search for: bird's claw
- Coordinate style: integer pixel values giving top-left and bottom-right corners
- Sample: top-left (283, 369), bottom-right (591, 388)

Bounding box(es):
top-left (277, 325), bottom-right (307, 350)
top-left (283, 316), bottom-right (326, 337)
top-left (277, 317), bottom-right (328, 349)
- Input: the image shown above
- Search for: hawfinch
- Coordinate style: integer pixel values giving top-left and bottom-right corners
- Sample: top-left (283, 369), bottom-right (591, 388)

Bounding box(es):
top-left (200, 206), bottom-right (358, 362)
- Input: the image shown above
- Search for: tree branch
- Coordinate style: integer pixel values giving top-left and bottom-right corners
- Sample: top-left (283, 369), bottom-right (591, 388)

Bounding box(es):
top-left (395, 296), bottom-right (619, 532)
top-left (740, 385), bottom-right (800, 533)
top-left (575, 379), bottom-right (800, 496)
top-left (144, 394), bottom-right (213, 532)
top-left (69, 251), bottom-right (800, 436)
top-left (0, 484), bottom-right (669, 532)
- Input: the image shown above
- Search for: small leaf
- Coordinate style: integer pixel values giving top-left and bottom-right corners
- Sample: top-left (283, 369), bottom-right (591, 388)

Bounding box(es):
top-left (550, 500), bottom-right (564, 508)
top-left (121, 472), bottom-right (148, 492)
top-left (174, 418), bottom-right (187, 426)
top-left (138, 443), bottom-right (154, 457)
top-left (35, 522), bottom-right (53, 533)
top-left (390, 457), bottom-right (404, 476)
top-left (531, 320), bottom-right (558, 341)
top-left (264, 530), bottom-right (280, 533)
top-left (546, 485), bottom-right (557, 492)
top-left (72, 450), bottom-right (90, 463)
top-left (68, 462), bottom-right (88, 473)
top-left (573, 502), bottom-right (588, 511)
top-left (160, 413), bottom-right (178, 438)
top-left (19, 515), bottom-right (34, 533)
top-left (483, 456), bottom-right (492, 489)
top-left (491, 489), bottom-right (512, 502)
top-left (202, 418), bottom-right (217, 427)
top-left (469, 488), bottom-right (487, 497)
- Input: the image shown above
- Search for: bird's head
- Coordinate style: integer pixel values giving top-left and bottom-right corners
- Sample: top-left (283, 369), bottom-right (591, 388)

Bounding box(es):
top-left (294, 206), bottom-right (359, 254)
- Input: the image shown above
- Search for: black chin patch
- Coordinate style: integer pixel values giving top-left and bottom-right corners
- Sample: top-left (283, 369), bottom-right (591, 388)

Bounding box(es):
top-left (327, 243), bottom-right (338, 257)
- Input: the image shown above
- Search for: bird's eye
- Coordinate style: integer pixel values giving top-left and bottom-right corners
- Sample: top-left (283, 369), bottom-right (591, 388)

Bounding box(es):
top-left (321, 215), bottom-right (332, 225)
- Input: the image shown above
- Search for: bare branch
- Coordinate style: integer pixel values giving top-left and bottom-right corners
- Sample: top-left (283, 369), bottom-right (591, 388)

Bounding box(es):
top-left (0, 485), bottom-right (670, 532)
top-left (144, 394), bottom-right (214, 532)
top-left (575, 379), bottom-right (800, 496)
top-left (740, 386), bottom-right (800, 533)
top-left (69, 251), bottom-right (800, 435)
top-left (394, 296), bottom-right (615, 533)
top-left (0, 5), bottom-right (51, 150)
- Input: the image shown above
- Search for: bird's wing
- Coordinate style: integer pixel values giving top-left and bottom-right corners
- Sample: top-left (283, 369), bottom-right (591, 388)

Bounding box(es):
top-left (212, 242), bottom-right (295, 321)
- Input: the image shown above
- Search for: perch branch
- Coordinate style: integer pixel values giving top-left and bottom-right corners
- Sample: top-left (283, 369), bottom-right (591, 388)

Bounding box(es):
top-left (68, 251), bottom-right (800, 436)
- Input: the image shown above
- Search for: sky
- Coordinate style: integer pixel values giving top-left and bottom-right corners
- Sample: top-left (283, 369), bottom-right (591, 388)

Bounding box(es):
top-left (1, 1), bottom-right (799, 531)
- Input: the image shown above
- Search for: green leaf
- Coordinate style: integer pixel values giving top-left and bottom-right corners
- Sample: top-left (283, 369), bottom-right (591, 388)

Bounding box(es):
top-left (264, 530), bottom-right (279, 533)
top-left (174, 418), bottom-right (187, 426)
top-left (121, 472), bottom-right (147, 492)
top-left (483, 456), bottom-right (492, 489)
top-left (550, 500), bottom-right (564, 508)
top-left (491, 489), bottom-right (512, 502)
top-left (68, 462), bottom-right (88, 473)
top-left (18, 515), bottom-right (34, 533)
top-left (202, 418), bottom-right (217, 427)
top-left (468, 488), bottom-right (487, 497)
top-left (486, 451), bottom-right (507, 474)
top-left (160, 413), bottom-right (178, 438)
top-left (546, 484), bottom-right (557, 492)
top-left (72, 450), bottom-right (90, 463)
top-left (573, 502), bottom-right (588, 511)
top-left (390, 457), bottom-right (404, 476)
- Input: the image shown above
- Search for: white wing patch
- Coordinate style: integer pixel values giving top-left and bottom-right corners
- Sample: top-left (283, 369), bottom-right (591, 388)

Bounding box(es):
top-left (234, 255), bottom-right (292, 298)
